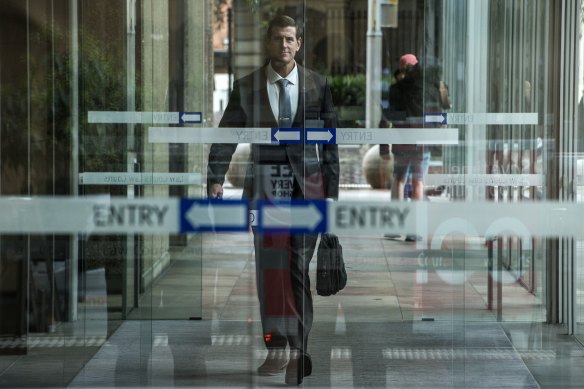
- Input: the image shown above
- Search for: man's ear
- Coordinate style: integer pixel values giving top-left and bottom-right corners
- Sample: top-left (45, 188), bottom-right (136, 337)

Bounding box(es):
top-left (297, 36), bottom-right (302, 51)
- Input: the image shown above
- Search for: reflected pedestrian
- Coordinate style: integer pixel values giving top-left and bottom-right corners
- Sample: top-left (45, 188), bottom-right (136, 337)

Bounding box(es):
top-left (207, 14), bottom-right (339, 385)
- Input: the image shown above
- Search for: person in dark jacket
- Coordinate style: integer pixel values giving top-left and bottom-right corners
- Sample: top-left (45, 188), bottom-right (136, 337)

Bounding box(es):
top-left (380, 54), bottom-right (438, 241)
top-left (207, 15), bottom-right (339, 385)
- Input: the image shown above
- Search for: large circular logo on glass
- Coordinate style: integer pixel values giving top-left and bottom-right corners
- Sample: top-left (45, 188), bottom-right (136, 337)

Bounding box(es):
top-left (428, 216), bottom-right (532, 285)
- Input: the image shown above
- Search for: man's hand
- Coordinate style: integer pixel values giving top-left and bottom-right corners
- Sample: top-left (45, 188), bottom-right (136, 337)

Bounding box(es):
top-left (208, 183), bottom-right (224, 199)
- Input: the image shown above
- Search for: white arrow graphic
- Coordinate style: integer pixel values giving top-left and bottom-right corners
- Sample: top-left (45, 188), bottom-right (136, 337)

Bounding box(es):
top-left (185, 202), bottom-right (247, 229)
top-left (261, 203), bottom-right (322, 230)
top-left (425, 114), bottom-right (446, 123)
top-left (306, 129), bottom-right (333, 142)
top-left (181, 112), bottom-right (201, 123)
top-left (274, 129), bottom-right (301, 142)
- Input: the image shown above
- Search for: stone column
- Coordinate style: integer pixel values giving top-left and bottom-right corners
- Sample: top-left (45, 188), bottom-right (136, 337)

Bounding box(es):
top-left (141, 0), bottom-right (170, 289)
top-left (185, 0), bottom-right (211, 199)
top-left (327, 0), bottom-right (348, 72)
top-left (232, 0), bottom-right (263, 79)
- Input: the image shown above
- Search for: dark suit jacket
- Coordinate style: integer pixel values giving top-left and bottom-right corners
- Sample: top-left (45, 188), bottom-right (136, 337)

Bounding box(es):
top-left (207, 64), bottom-right (339, 200)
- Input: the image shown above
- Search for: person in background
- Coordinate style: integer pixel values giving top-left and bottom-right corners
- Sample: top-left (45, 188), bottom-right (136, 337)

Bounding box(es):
top-left (207, 15), bottom-right (339, 385)
top-left (380, 54), bottom-right (439, 241)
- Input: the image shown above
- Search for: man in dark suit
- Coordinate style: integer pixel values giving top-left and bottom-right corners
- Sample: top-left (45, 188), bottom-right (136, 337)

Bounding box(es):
top-left (207, 15), bottom-right (339, 385)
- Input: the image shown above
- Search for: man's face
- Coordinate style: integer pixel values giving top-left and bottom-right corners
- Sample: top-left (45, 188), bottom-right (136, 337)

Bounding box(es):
top-left (265, 26), bottom-right (302, 66)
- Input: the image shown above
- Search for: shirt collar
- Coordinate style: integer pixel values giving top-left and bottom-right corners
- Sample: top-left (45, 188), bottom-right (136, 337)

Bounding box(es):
top-left (266, 61), bottom-right (298, 85)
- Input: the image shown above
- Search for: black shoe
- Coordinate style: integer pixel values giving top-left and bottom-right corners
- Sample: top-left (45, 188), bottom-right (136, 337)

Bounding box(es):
top-left (257, 348), bottom-right (288, 376)
top-left (285, 350), bottom-right (312, 385)
top-left (405, 234), bottom-right (422, 242)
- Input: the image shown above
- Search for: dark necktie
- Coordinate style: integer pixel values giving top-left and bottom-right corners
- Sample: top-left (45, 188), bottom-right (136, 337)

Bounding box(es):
top-left (277, 78), bottom-right (292, 128)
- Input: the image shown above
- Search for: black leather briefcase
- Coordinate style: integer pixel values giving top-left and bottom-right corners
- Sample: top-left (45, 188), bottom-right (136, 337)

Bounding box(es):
top-left (316, 233), bottom-right (347, 296)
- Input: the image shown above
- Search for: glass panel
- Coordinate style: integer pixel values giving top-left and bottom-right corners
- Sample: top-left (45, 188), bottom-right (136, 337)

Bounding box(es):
top-left (1, 0), bottom-right (582, 388)
top-left (576, 0), bottom-right (584, 342)
top-left (1, 1), bottom-right (79, 386)
top-left (0, 0), bottom-right (207, 386)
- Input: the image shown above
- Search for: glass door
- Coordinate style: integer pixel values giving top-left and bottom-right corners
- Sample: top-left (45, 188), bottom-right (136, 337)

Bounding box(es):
top-left (0, 0), bottom-right (575, 387)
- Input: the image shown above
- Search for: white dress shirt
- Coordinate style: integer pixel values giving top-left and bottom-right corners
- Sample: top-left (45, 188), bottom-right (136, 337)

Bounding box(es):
top-left (266, 62), bottom-right (299, 126)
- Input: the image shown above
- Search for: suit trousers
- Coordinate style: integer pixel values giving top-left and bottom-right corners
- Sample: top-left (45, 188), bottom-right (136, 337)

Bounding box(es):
top-left (251, 166), bottom-right (318, 353)
top-left (253, 229), bottom-right (318, 353)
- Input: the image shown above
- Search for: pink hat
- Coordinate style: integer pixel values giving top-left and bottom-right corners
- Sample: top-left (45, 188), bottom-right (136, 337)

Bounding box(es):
top-left (399, 54), bottom-right (418, 69)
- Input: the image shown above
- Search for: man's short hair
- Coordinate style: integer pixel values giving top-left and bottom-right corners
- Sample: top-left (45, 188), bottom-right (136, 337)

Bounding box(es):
top-left (266, 15), bottom-right (303, 39)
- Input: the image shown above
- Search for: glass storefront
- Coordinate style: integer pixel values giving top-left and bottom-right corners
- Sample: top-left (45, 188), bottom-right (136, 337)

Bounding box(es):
top-left (1, 0), bottom-right (584, 387)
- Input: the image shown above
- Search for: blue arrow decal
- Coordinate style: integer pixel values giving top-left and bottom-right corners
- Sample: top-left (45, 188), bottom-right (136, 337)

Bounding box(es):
top-left (305, 128), bottom-right (336, 144)
top-left (257, 199), bottom-right (327, 233)
top-left (424, 112), bottom-right (447, 125)
top-left (180, 199), bottom-right (248, 232)
top-left (179, 112), bottom-right (202, 124)
top-left (271, 128), bottom-right (302, 144)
